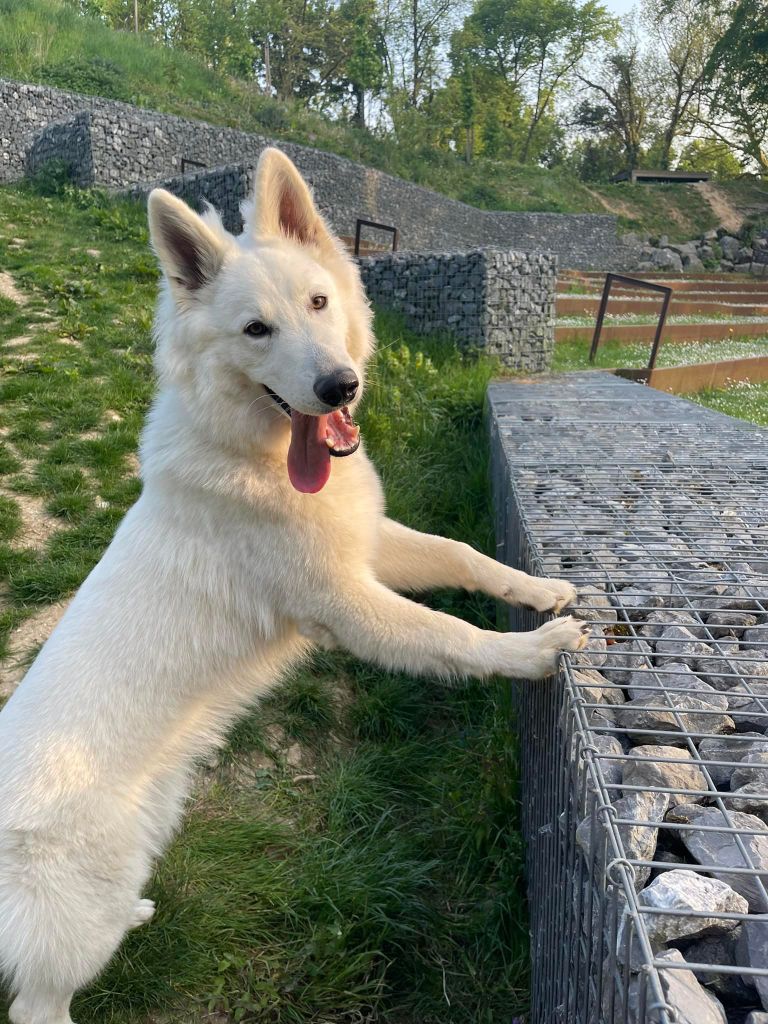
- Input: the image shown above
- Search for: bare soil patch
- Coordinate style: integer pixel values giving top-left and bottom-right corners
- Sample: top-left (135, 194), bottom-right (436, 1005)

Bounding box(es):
top-left (0, 271), bottom-right (26, 305)
top-left (694, 182), bottom-right (744, 233)
top-left (0, 600), bottom-right (69, 696)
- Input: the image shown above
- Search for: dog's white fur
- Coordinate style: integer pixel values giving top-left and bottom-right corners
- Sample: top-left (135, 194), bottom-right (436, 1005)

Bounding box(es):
top-left (0, 149), bottom-right (586, 1023)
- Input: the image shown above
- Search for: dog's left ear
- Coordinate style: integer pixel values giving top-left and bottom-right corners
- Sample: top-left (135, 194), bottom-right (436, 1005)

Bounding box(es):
top-left (249, 148), bottom-right (332, 248)
top-left (148, 189), bottom-right (226, 296)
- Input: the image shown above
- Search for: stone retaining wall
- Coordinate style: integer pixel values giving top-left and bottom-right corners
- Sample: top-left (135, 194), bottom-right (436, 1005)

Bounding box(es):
top-left (359, 249), bottom-right (557, 369)
top-left (1, 78), bottom-right (638, 269)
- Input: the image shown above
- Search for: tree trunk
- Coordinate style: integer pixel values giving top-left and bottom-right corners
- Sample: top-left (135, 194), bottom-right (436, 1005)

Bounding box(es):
top-left (352, 84), bottom-right (366, 128)
top-left (411, 0), bottom-right (419, 105)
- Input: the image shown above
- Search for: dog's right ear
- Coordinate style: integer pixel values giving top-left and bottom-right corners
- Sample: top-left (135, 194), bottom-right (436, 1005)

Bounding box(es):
top-left (247, 147), bottom-right (332, 249)
top-left (148, 189), bottom-right (225, 296)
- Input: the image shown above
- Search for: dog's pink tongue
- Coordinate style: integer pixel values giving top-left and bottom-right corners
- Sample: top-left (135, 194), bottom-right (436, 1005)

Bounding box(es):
top-left (287, 411), bottom-right (331, 493)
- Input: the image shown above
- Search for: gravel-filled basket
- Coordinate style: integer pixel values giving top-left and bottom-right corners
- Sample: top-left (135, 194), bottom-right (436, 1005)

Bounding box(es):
top-left (489, 373), bottom-right (768, 1024)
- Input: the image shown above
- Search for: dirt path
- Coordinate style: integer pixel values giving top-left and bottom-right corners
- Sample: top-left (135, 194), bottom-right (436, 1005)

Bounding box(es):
top-left (694, 182), bottom-right (744, 233)
top-left (585, 187), bottom-right (636, 220)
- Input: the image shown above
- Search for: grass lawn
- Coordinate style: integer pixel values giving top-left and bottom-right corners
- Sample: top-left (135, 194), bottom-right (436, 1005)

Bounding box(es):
top-left (550, 336), bottom-right (768, 426)
top-left (0, 181), bottom-right (529, 1022)
top-left (689, 380), bottom-right (768, 426)
top-left (552, 337), bottom-right (768, 372)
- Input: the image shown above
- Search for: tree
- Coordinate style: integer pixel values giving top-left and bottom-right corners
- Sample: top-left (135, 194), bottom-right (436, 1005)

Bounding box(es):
top-left (641, 0), bottom-right (723, 169)
top-left (378, 0), bottom-right (462, 109)
top-left (677, 138), bottom-right (744, 179)
top-left (699, 0), bottom-right (768, 174)
top-left (460, 0), bottom-right (617, 162)
top-left (576, 30), bottom-right (655, 170)
top-left (336, 0), bottom-right (387, 127)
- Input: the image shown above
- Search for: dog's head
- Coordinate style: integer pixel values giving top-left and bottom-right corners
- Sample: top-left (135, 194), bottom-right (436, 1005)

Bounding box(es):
top-left (148, 148), bottom-right (374, 493)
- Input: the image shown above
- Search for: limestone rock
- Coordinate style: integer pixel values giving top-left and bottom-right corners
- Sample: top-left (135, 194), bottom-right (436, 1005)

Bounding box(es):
top-left (726, 681), bottom-right (768, 730)
top-left (573, 585), bottom-right (618, 624)
top-left (706, 610), bottom-right (758, 639)
top-left (744, 622), bottom-right (768, 652)
top-left (729, 782), bottom-right (768, 822)
top-left (576, 790), bottom-right (668, 891)
top-left (626, 949), bottom-right (727, 1024)
top-left (602, 637), bottom-right (652, 683)
top-left (737, 920), bottom-right (768, 1011)
top-left (636, 869), bottom-right (747, 947)
top-left (684, 931), bottom-right (758, 1005)
top-left (622, 745), bottom-right (708, 806)
top-left (698, 733), bottom-right (768, 786)
top-left (655, 625), bottom-right (714, 667)
top-left (698, 649), bottom-right (768, 691)
top-left (616, 692), bottom-right (734, 745)
top-left (625, 661), bottom-right (708, 701)
top-left (731, 751), bottom-right (768, 790)
top-left (640, 610), bottom-right (706, 640)
top-left (588, 732), bottom-right (626, 787)
top-left (680, 808), bottom-right (768, 911)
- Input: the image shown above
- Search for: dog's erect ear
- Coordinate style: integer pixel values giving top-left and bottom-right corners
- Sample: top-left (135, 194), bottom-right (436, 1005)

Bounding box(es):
top-left (250, 148), bottom-right (330, 247)
top-left (148, 189), bottom-right (225, 293)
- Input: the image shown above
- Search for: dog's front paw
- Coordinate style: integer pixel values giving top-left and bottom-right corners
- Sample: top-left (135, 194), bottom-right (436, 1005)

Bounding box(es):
top-left (522, 616), bottom-right (591, 678)
top-left (511, 576), bottom-right (577, 615)
top-left (129, 898), bottom-right (156, 929)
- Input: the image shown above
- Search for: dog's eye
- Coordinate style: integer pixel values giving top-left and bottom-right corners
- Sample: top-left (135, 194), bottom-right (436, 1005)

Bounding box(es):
top-left (244, 320), bottom-right (270, 338)
top-left (311, 294), bottom-right (328, 311)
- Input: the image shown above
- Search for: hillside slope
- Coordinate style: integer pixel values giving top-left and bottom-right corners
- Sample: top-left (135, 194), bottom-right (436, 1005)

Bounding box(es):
top-left (1, 0), bottom-right (766, 242)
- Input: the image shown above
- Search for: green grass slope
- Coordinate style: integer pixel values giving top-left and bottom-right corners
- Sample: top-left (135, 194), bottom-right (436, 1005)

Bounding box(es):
top-left (2, 0), bottom-right (766, 242)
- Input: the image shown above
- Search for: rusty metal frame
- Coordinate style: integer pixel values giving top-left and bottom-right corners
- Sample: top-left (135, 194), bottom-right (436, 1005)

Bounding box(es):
top-left (181, 158), bottom-right (206, 174)
top-left (589, 274), bottom-right (674, 376)
top-left (354, 218), bottom-right (398, 257)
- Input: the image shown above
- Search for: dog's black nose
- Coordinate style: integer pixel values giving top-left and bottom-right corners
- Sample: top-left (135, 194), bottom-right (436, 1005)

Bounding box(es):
top-left (313, 369), bottom-right (359, 408)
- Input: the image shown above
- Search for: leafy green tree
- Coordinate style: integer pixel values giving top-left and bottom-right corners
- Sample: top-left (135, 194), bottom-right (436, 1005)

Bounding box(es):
top-left (677, 137), bottom-right (744, 179)
top-left (461, 0), bottom-right (617, 161)
top-left (576, 30), bottom-right (656, 170)
top-left (332, 0), bottom-right (387, 127)
top-left (564, 136), bottom-right (626, 181)
top-left (381, 0), bottom-right (461, 109)
top-left (701, 0), bottom-right (768, 174)
top-left (642, 0), bottom-right (724, 169)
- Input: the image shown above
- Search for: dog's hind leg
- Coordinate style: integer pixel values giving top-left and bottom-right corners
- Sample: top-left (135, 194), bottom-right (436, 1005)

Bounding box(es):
top-left (8, 986), bottom-right (75, 1024)
top-left (129, 897), bottom-right (156, 929)
top-left (0, 824), bottom-right (152, 1024)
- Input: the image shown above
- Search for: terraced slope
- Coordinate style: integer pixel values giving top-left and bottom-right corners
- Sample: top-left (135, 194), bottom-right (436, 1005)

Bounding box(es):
top-left (555, 272), bottom-right (768, 368)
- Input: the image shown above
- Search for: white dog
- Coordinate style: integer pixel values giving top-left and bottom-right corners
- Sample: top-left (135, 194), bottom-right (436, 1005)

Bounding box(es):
top-left (0, 148), bottom-right (587, 1023)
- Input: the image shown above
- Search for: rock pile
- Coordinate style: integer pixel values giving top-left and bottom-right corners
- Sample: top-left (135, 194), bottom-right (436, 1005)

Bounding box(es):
top-left (626, 224), bottom-right (768, 275)
top-left (537, 467), bottom-right (768, 1022)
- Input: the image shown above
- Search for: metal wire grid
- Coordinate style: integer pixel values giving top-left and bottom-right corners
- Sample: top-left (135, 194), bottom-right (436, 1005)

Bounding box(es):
top-left (489, 375), bottom-right (768, 1024)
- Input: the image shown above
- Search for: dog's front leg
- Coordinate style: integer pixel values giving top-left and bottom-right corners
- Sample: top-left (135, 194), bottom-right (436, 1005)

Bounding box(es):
top-left (374, 519), bottom-right (576, 614)
top-left (294, 574), bottom-right (589, 681)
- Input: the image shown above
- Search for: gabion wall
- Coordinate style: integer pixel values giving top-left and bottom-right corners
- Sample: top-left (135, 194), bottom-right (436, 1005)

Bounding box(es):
top-left (359, 249), bottom-right (557, 369)
top-left (1, 78), bottom-right (639, 269)
top-left (489, 372), bottom-right (768, 1024)
top-left (126, 164), bottom-right (255, 236)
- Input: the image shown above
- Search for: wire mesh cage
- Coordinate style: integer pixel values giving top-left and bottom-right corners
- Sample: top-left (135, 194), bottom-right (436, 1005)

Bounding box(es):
top-left (489, 374), bottom-right (768, 1024)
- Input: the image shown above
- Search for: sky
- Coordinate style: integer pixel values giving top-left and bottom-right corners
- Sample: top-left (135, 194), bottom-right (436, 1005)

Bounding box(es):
top-left (601, 0), bottom-right (638, 16)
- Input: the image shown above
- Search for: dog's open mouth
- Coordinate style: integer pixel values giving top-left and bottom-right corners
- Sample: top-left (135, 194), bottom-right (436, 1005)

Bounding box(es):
top-left (265, 387), bottom-right (360, 494)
